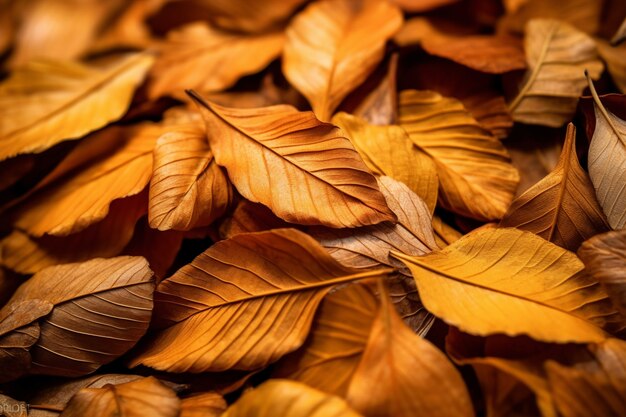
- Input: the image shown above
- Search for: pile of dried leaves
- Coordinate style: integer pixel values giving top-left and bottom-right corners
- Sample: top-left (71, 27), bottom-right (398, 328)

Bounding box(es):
top-left (0, 0), bottom-right (625, 416)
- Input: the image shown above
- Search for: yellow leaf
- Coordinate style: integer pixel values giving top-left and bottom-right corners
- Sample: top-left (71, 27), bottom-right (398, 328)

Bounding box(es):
top-left (283, 0), bottom-right (403, 121)
top-left (0, 53), bottom-right (153, 161)
top-left (188, 92), bottom-right (396, 228)
top-left (398, 90), bottom-right (518, 221)
top-left (508, 19), bottom-right (603, 127)
top-left (222, 380), bottom-right (363, 417)
top-left (333, 113), bottom-right (438, 212)
top-left (393, 227), bottom-right (621, 343)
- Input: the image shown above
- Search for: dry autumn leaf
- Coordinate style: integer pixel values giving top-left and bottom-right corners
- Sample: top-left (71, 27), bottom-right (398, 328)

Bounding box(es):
top-left (180, 392), bottom-right (227, 417)
top-left (585, 73), bottom-right (626, 229)
top-left (148, 120), bottom-right (232, 231)
top-left (223, 379), bottom-right (363, 417)
top-left (283, 0), bottom-right (403, 121)
top-left (508, 19), bottom-right (603, 127)
top-left (578, 229), bottom-right (626, 319)
top-left (596, 40), bottom-right (626, 94)
top-left (0, 257), bottom-right (154, 378)
top-left (393, 227), bottom-right (622, 343)
top-left (131, 228), bottom-right (392, 373)
top-left (398, 89), bottom-right (519, 221)
top-left (0, 53), bottom-right (153, 161)
top-left (149, 22), bottom-right (284, 99)
top-left (333, 113), bottom-right (438, 211)
top-left (59, 376), bottom-right (180, 417)
top-left (188, 91), bottom-right (396, 228)
top-left (500, 123), bottom-right (610, 252)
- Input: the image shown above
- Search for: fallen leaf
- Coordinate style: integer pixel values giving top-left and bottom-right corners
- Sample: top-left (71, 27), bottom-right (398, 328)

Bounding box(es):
top-left (222, 379), bottom-right (364, 417)
top-left (392, 227), bottom-right (622, 343)
top-left (333, 113), bottom-right (438, 212)
top-left (148, 120), bottom-right (232, 231)
top-left (345, 284), bottom-right (474, 417)
top-left (311, 176), bottom-right (436, 331)
top-left (578, 229), bottom-right (626, 318)
top-left (188, 92), bottom-right (396, 228)
top-left (612, 17), bottom-right (626, 45)
top-left (508, 19), bottom-right (603, 127)
top-left (596, 40), bottom-right (626, 93)
top-left (0, 257), bottom-right (154, 377)
top-left (283, 0), bottom-right (403, 121)
top-left (59, 376), bottom-right (180, 417)
top-left (9, 123), bottom-right (163, 237)
top-left (585, 72), bottom-right (626, 229)
top-left (432, 216), bottom-right (463, 247)
top-left (0, 53), bottom-right (153, 161)
top-left (1, 192), bottom-right (147, 274)
top-left (131, 228), bottom-right (392, 372)
top-left (219, 200), bottom-right (292, 239)
top-left (149, 22), bottom-right (284, 99)
top-left (398, 89), bottom-right (519, 221)
top-left (180, 392), bottom-right (227, 417)
top-left (546, 339), bottom-right (626, 417)
top-left (500, 123), bottom-right (610, 252)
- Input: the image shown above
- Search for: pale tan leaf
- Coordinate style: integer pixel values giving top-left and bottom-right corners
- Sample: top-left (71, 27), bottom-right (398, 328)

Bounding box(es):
top-left (398, 90), bottom-right (518, 221)
top-left (508, 19), bottom-right (603, 127)
top-left (149, 121), bottom-right (232, 231)
top-left (0, 257), bottom-right (154, 377)
top-left (59, 377), bottom-right (180, 417)
top-left (0, 53), bottom-right (153, 161)
top-left (393, 227), bottom-right (622, 343)
top-left (500, 123), bottom-right (610, 252)
top-left (222, 380), bottom-right (363, 417)
top-left (333, 113), bottom-right (438, 211)
top-left (149, 22), bottom-right (284, 99)
top-left (283, 0), bottom-right (403, 121)
top-left (345, 286), bottom-right (474, 417)
top-left (188, 92), bottom-right (396, 228)
top-left (586, 73), bottom-right (626, 229)
top-left (1, 192), bottom-right (147, 274)
top-left (579, 229), bottom-right (626, 319)
top-left (10, 123), bottom-right (164, 237)
top-left (131, 229), bottom-right (392, 373)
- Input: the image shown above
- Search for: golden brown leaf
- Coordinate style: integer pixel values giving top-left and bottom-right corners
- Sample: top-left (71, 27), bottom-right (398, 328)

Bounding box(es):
top-left (500, 123), bottom-right (610, 252)
top-left (396, 18), bottom-right (526, 74)
top-left (1, 192), bottom-right (147, 274)
top-left (398, 90), bottom-right (518, 221)
top-left (333, 113), bottom-right (438, 211)
top-left (219, 200), bottom-right (291, 239)
top-left (192, 0), bottom-right (306, 33)
top-left (0, 257), bottom-right (154, 378)
top-left (596, 40), bottom-right (626, 94)
top-left (345, 285), bottom-right (474, 417)
top-left (0, 53), bottom-right (153, 161)
top-left (9, 123), bottom-right (164, 237)
top-left (222, 380), bottom-right (363, 417)
top-left (131, 229), bottom-right (392, 373)
top-left (546, 339), bottom-right (626, 417)
top-left (148, 121), bottom-right (231, 231)
top-left (283, 0), bottom-right (403, 121)
top-left (149, 22), bottom-right (284, 99)
top-left (508, 19), bottom-right (603, 127)
top-left (578, 229), bottom-right (626, 319)
top-left (188, 92), bottom-right (396, 228)
top-left (180, 392), bottom-right (227, 417)
top-left (389, 0), bottom-right (457, 12)
top-left (393, 227), bottom-right (622, 343)
top-left (59, 377), bottom-right (180, 417)
top-left (8, 0), bottom-right (125, 66)
top-left (585, 72), bottom-right (626, 229)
